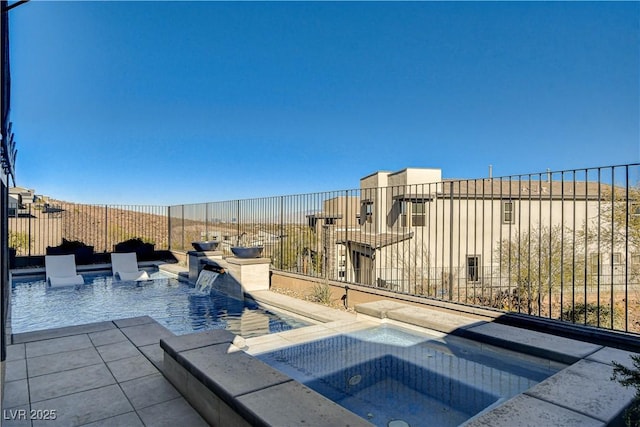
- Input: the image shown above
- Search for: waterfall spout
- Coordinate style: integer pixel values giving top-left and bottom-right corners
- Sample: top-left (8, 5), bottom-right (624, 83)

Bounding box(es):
top-left (195, 270), bottom-right (219, 294)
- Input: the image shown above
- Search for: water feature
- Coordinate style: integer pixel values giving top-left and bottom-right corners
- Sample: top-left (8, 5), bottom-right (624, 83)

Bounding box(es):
top-left (195, 269), bottom-right (219, 294)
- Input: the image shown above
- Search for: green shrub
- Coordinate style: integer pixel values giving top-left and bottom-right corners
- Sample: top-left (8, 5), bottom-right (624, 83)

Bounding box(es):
top-left (561, 303), bottom-right (624, 330)
top-left (611, 355), bottom-right (640, 426)
top-left (8, 231), bottom-right (30, 255)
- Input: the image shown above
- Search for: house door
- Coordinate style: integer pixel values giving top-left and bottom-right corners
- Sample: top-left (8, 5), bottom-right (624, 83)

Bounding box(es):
top-left (352, 251), bottom-right (374, 286)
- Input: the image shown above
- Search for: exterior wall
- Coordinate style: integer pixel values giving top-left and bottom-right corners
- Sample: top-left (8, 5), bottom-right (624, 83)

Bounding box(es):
top-left (360, 171), bottom-right (390, 189)
top-left (360, 172), bottom-right (390, 233)
top-left (307, 196), bottom-right (359, 279)
top-left (339, 168), bottom-right (638, 297)
top-left (370, 196), bottom-right (604, 291)
top-left (269, 270), bottom-right (500, 318)
top-left (387, 168), bottom-right (442, 187)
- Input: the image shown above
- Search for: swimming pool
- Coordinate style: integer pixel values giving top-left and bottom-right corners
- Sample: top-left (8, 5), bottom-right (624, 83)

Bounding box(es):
top-left (10, 270), bottom-right (309, 336)
top-left (258, 325), bottom-right (565, 427)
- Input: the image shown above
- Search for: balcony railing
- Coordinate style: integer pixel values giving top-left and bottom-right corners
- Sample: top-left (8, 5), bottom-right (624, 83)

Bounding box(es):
top-left (10, 163), bottom-right (640, 334)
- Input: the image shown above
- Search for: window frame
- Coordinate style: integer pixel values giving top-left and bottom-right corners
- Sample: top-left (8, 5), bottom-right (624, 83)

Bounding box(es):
top-left (502, 200), bottom-right (515, 224)
top-left (466, 255), bottom-right (481, 283)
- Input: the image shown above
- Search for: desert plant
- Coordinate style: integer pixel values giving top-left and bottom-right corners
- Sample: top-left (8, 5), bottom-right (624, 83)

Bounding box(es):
top-left (472, 288), bottom-right (528, 311)
top-left (46, 238), bottom-right (94, 264)
top-left (8, 231), bottom-right (30, 255)
top-left (611, 355), bottom-right (640, 426)
top-left (309, 282), bottom-right (332, 305)
top-left (561, 303), bottom-right (624, 330)
top-left (495, 224), bottom-right (585, 315)
top-left (58, 238), bottom-right (89, 249)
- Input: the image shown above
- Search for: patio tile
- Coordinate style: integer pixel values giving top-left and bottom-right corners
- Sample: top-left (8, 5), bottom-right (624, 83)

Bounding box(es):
top-left (138, 343), bottom-right (164, 371)
top-left (29, 364), bottom-right (116, 403)
top-left (3, 379), bottom-right (29, 408)
top-left (180, 344), bottom-right (291, 399)
top-left (88, 329), bottom-right (127, 347)
top-left (120, 323), bottom-right (174, 347)
top-left (25, 334), bottom-right (93, 359)
top-left (95, 340), bottom-right (141, 363)
top-left (6, 344), bottom-right (26, 361)
top-left (464, 394), bottom-right (604, 427)
top-left (106, 355), bottom-right (158, 383)
top-left (6, 358), bottom-right (27, 381)
top-left (586, 346), bottom-right (640, 370)
top-left (30, 384), bottom-right (133, 427)
top-left (464, 322), bottom-right (602, 364)
top-left (77, 412), bottom-right (144, 427)
top-left (119, 373), bottom-right (180, 409)
top-left (14, 322), bottom-right (115, 344)
top-left (0, 404), bottom-right (32, 427)
top-left (525, 359), bottom-right (636, 423)
top-left (160, 329), bottom-right (234, 355)
top-left (27, 347), bottom-right (103, 377)
top-left (236, 380), bottom-right (373, 427)
top-left (137, 397), bottom-right (208, 427)
top-left (112, 316), bottom-right (155, 328)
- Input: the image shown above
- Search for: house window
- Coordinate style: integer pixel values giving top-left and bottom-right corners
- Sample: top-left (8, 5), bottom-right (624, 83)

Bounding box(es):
top-left (466, 255), bottom-right (480, 282)
top-left (631, 203), bottom-right (640, 217)
top-left (361, 202), bottom-right (373, 224)
top-left (611, 253), bottom-right (622, 266)
top-left (631, 254), bottom-right (640, 266)
top-left (412, 202), bottom-right (426, 226)
top-left (400, 201), bottom-right (426, 227)
top-left (589, 253), bottom-right (601, 271)
top-left (502, 200), bottom-right (515, 224)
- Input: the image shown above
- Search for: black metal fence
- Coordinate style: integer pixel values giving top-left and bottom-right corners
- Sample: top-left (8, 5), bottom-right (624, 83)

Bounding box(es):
top-left (10, 163), bottom-right (640, 334)
top-left (8, 202), bottom-right (168, 255)
top-left (169, 163), bottom-right (640, 334)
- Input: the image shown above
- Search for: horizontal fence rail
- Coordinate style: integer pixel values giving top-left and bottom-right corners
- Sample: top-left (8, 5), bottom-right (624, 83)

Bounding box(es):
top-left (10, 163), bottom-right (640, 334)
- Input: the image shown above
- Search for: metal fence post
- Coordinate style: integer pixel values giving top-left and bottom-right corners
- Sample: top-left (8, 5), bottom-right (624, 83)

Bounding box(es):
top-left (448, 181), bottom-right (454, 300)
top-left (27, 204), bottom-right (31, 256)
top-left (167, 206), bottom-right (172, 251)
top-left (104, 205), bottom-right (108, 253)
top-left (280, 196), bottom-right (284, 270)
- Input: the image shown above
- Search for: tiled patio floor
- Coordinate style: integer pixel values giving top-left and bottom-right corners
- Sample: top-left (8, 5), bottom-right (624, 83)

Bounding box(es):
top-left (2, 316), bottom-right (209, 427)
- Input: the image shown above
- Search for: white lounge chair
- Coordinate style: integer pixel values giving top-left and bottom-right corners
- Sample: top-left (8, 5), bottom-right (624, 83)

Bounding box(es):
top-left (45, 254), bottom-right (85, 287)
top-left (111, 252), bottom-right (150, 281)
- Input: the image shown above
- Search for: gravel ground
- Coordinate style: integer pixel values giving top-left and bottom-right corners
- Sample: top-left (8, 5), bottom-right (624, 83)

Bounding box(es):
top-left (270, 286), bottom-right (355, 313)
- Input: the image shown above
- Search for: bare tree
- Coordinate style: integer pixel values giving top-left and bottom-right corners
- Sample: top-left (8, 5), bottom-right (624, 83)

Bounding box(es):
top-left (495, 224), bottom-right (585, 315)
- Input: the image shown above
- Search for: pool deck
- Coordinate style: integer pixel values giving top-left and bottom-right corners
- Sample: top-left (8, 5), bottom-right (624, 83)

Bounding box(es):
top-left (4, 264), bottom-right (640, 426)
top-left (2, 316), bottom-right (209, 427)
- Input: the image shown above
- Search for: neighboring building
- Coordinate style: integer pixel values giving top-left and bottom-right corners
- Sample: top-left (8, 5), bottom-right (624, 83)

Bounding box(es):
top-left (8, 186), bottom-right (34, 216)
top-left (316, 168), bottom-right (636, 297)
top-left (306, 196), bottom-right (359, 280)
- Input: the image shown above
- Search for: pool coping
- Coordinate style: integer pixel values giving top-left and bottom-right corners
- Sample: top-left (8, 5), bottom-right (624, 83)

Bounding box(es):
top-left (161, 297), bottom-right (639, 427)
top-left (160, 330), bottom-right (374, 427)
top-left (353, 300), bottom-right (639, 426)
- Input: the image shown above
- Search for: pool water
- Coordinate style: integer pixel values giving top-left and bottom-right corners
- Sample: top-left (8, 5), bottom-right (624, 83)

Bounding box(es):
top-left (258, 325), bottom-right (564, 427)
top-left (10, 271), bottom-right (309, 336)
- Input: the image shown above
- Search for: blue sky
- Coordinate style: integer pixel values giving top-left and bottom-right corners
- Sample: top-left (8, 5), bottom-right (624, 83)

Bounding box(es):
top-left (8, 1), bottom-right (639, 205)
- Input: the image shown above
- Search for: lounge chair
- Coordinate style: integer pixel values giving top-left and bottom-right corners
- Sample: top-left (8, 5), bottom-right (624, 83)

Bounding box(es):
top-left (111, 252), bottom-right (150, 281)
top-left (45, 254), bottom-right (85, 287)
